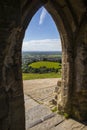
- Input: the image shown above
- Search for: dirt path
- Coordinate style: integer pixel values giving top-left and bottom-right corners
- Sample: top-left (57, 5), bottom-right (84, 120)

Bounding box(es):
top-left (23, 78), bottom-right (59, 92)
top-left (23, 78), bottom-right (59, 130)
top-left (23, 78), bottom-right (59, 107)
top-left (23, 78), bottom-right (87, 130)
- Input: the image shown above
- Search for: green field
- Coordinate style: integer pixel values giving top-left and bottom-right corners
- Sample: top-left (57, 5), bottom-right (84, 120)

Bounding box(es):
top-left (29, 61), bottom-right (61, 69)
top-left (23, 73), bottom-right (61, 80)
top-left (23, 61), bottom-right (61, 80)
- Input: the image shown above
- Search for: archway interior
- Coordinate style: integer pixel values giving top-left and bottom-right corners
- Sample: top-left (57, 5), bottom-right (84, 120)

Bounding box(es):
top-left (22, 6), bottom-right (62, 129)
top-left (0, 1), bottom-right (86, 130)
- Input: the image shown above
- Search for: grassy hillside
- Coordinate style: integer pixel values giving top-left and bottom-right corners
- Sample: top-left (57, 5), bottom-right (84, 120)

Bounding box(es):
top-left (23, 73), bottom-right (61, 80)
top-left (29, 61), bottom-right (61, 69)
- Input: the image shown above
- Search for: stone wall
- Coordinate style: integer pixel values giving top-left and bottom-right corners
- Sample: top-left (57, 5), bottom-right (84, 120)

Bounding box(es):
top-left (72, 16), bottom-right (87, 121)
top-left (0, 0), bottom-right (25, 129)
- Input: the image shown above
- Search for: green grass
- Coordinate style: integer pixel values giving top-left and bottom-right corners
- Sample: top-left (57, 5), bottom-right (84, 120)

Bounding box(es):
top-left (64, 113), bottom-right (70, 119)
top-left (51, 106), bottom-right (58, 112)
top-left (23, 72), bottom-right (61, 80)
top-left (29, 61), bottom-right (61, 69)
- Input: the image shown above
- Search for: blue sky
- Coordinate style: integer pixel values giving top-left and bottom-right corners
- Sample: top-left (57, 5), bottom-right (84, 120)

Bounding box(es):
top-left (22, 7), bottom-right (61, 51)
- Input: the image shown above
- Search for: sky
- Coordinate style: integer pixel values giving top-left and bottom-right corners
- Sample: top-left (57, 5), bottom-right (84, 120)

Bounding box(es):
top-left (22, 7), bottom-right (61, 52)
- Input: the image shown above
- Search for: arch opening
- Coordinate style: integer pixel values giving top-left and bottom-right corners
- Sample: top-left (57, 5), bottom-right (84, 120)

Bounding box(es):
top-left (22, 7), bottom-right (62, 129)
top-left (21, 2), bottom-right (74, 126)
top-left (21, 1), bottom-right (73, 113)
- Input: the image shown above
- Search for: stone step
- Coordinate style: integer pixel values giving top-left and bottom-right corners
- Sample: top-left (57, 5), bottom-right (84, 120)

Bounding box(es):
top-left (27, 114), bottom-right (64, 130)
top-left (26, 113), bottom-right (56, 129)
top-left (50, 119), bottom-right (87, 130)
top-left (26, 104), bottom-right (53, 129)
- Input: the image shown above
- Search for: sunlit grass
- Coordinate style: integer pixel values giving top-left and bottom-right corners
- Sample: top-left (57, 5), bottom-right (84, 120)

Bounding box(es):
top-left (29, 61), bottom-right (61, 69)
top-left (23, 72), bottom-right (61, 80)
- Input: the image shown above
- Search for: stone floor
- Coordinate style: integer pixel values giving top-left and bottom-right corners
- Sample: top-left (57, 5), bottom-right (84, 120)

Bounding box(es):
top-left (23, 79), bottom-right (87, 130)
top-left (24, 94), bottom-right (55, 129)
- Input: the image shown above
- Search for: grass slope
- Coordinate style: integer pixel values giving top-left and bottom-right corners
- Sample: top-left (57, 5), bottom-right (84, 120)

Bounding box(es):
top-left (29, 61), bottom-right (61, 69)
top-left (23, 73), bottom-right (61, 80)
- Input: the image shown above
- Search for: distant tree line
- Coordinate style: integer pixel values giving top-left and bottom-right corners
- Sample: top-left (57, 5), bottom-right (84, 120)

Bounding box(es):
top-left (22, 57), bottom-right (62, 65)
top-left (22, 54), bottom-right (62, 74)
top-left (22, 65), bottom-right (61, 74)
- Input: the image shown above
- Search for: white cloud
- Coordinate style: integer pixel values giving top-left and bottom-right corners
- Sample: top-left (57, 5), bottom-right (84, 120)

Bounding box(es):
top-left (22, 39), bottom-right (62, 52)
top-left (39, 7), bottom-right (47, 25)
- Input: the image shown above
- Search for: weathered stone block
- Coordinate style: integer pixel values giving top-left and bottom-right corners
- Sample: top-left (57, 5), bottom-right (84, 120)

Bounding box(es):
top-left (0, 92), bottom-right (8, 119)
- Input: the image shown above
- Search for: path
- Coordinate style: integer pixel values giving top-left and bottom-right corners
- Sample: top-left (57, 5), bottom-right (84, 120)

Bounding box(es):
top-left (23, 78), bottom-right (87, 130)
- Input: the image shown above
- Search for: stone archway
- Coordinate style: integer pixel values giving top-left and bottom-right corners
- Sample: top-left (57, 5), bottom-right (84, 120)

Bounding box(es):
top-left (0, 0), bottom-right (87, 130)
top-left (21, 0), bottom-right (74, 114)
